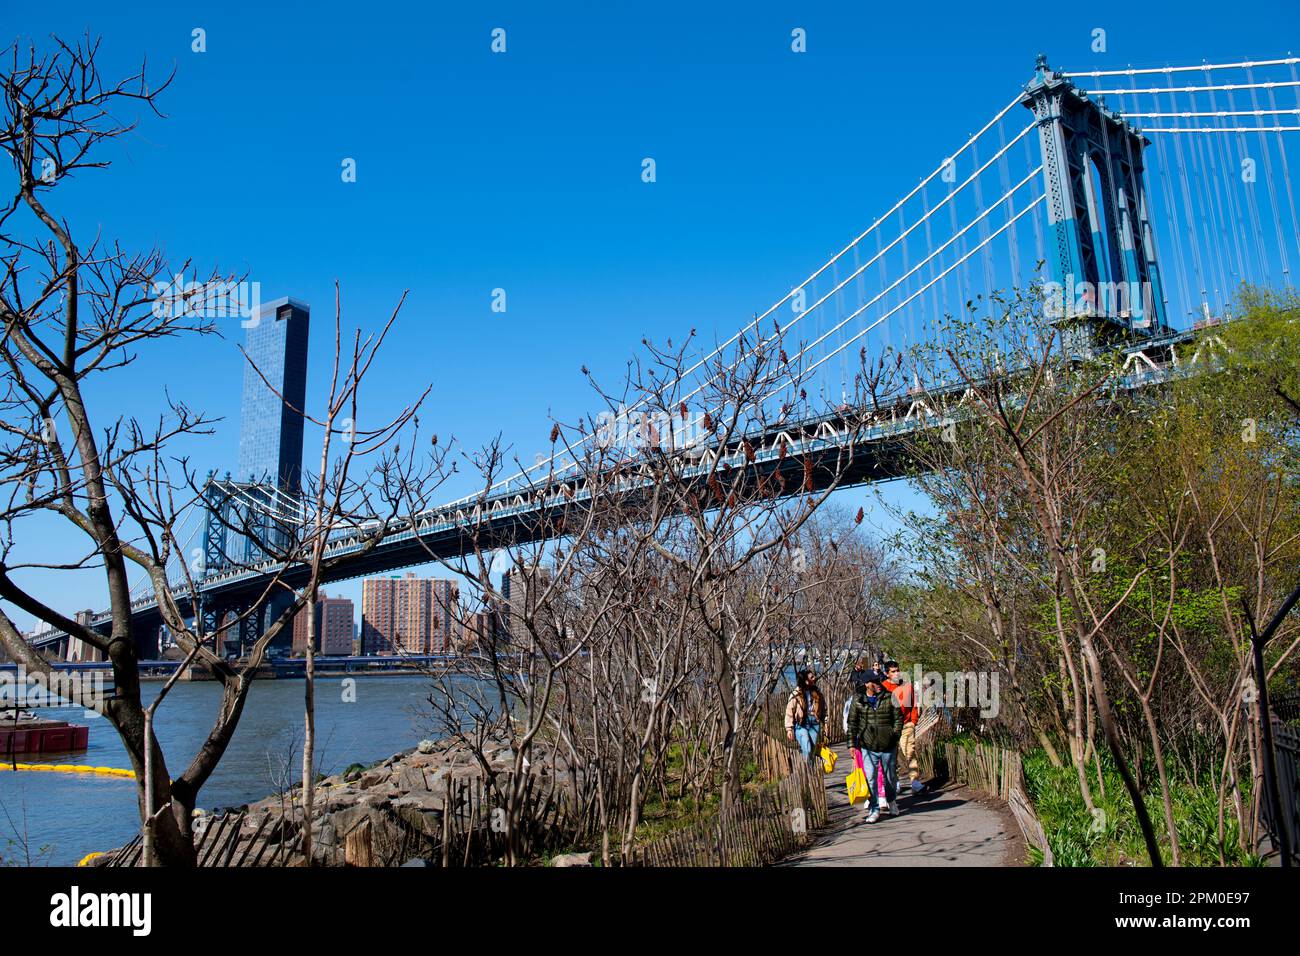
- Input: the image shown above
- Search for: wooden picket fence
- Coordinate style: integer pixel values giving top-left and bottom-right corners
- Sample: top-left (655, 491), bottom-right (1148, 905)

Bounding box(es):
top-left (328, 770), bottom-right (581, 867)
top-left (106, 806), bottom-right (364, 868)
top-left (625, 734), bottom-right (828, 867)
top-left (106, 727), bottom-right (836, 868)
top-left (108, 770), bottom-right (580, 868)
top-left (107, 808), bottom-right (284, 867)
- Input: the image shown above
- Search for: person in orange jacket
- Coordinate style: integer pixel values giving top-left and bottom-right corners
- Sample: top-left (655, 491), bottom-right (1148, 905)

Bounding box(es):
top-left (883, 660), bottom-right (924, 793)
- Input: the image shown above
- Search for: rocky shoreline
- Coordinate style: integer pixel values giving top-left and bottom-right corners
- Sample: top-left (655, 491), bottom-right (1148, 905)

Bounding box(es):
top-left (98, 735), bottom-right (591, 867)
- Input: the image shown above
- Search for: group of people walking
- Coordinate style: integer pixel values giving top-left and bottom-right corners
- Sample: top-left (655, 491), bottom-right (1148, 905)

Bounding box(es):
top-left (783, 658), bottom-right (922, 824)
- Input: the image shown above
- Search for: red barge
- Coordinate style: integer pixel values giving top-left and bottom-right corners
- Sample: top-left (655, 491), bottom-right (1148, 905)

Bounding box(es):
top-left (1, 712), bottom-right (90, 755)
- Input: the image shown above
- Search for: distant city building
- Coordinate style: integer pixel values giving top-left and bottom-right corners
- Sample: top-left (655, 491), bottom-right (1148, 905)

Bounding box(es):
top-left (235, 297), bottom-right (309, 655)
top-left (500, 568), bottom-right (552, 640)
top-left (237, 298), bottom-right (310, 492)
top-left (361, 573), bottom-right (459, 655)
top-left (458, 609), bottom-right (501, 654)
top-left (291, 592), bottom-right (355, 657)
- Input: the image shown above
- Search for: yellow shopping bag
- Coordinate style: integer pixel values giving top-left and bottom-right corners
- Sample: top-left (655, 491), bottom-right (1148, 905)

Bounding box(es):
top-left (845, 767), bottom-right (870, 805)
top-left (819, 745), bottom-right (838, 774)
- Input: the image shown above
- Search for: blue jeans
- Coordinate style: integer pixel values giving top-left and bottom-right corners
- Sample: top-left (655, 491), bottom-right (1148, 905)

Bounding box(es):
top-left (794, 723), bottom-right (820, 763)
top-left (862, 749), bottom-right (897, 809)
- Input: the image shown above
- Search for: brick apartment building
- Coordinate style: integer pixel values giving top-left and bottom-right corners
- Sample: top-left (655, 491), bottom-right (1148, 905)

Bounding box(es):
top-left (291, 592), bottom-right (355, 656)
top-left (361, 573), bottom-right (459, 655)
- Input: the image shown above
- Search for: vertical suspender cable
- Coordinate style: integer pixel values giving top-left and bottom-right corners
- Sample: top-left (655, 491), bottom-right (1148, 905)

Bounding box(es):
top-left (1185, 84), bottom-right (1229, 309)
top-left (1246, 66), bottom-right (1292, 280)
top-left (1166, 76), bottom-right (1211, 314)
top-left (997, 114), bottom-right (1023, 290)
top-left (1204, 70), bottom-right (1250, 290)
top-left (1142, 84), bottom-right (1193, 321)
top-left (875, 224), bottom-right (889, 355)
top-left (970, 137), bottom-right (997, 298)
top-left (1196, 75), bottom-right (1238, 300)
top-left (947, 157), bottom-right (968, 315)
top-left (1024, 132), bottom-right (1046, 273)
top-left (897, 205), bottom-right (913, 355)
top-left (1228, 84), bottom-right (1273, 286)
top-left (852, 239), bottom-right (866, 388)
top-left (921, 181), bottom-right (938, 355)
top-left (1267, 67), bottom-right (1300, 273)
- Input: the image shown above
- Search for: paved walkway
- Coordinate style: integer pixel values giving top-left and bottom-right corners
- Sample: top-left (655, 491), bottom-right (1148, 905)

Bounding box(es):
top-left (781, 741), bottom-right (1023, 867)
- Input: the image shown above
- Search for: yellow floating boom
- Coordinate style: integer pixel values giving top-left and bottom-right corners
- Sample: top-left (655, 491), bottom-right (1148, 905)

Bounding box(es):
top-left (0, 762), bottom-right (135, 779)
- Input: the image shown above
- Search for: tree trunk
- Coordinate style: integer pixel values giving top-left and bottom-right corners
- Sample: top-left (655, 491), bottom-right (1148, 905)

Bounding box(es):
top-left (301, 601), bottom-right (317, 865)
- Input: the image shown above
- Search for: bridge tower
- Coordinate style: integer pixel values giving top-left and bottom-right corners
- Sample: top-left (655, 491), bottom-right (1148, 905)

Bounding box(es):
top-left (197, 473), bottom-right (232, 643)
top-left (201, 472), bottom-right (232, 578)
top-left (1022, 55), bottom-right (1168, 341)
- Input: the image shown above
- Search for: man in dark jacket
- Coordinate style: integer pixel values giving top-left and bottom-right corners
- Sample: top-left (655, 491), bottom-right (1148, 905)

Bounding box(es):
top-left (847, 674), bottom-right (903, 822)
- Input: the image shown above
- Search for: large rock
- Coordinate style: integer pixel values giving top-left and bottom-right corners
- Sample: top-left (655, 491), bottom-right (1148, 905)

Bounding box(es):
top-left (391, 797), bottom-right (443, 838)
top-left (312, 820), bottom-right (338, 848)
top-left (430, 765), bottom-right (455, 788)
top-left (551, 852), bottom-right (591, 867)
top-left (261, 813), bottom-right (299, 844)
top-left (324, 788), bottom-right (361, 812)
top-left (329, 803), bottom-right (374, 839)
top-left (392, 791), bottom-right (442, 812)
top-left (398, 766), bottom-right (429, 793)
top-left (417, 739), bottom-right (437, 755)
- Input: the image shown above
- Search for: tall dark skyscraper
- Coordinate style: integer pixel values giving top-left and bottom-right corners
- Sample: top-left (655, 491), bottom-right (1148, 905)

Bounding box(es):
top-left (237, 297), bottom-right (310, 491)
top-left (233, 297), bottom-right (309, 657)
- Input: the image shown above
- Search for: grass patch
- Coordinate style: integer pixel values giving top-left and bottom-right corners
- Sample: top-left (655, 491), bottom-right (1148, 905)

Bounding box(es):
top-left (1022, 748), bottom-right (1263, 867)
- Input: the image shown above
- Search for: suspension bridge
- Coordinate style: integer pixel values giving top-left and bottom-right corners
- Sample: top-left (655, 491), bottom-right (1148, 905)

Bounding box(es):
top-left (28, 54), bottom-right (1300, 660)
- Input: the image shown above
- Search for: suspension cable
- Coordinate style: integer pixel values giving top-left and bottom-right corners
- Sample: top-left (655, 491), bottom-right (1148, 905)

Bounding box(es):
top-left (439, 95), bottom-right (1033, 507)
top-left (1088, 81), bottom-right (1300, 95)
top-left (1123, 108), bottom-right (1300, 118)
top-left (772, 174), bottom-right (1043, 385)
top-left (1066, 57), bottom-right (1300, 78)
top-left (781, 197), bottom-right (1048, 392)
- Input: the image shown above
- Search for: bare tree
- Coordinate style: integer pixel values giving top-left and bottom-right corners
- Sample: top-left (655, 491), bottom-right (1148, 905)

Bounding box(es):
top-left (905, 290), bottom-right (1164, 865)
top-left (404, 316), bottom-right (879, 863)
top-left (0, 36), bottom-right (447, 864)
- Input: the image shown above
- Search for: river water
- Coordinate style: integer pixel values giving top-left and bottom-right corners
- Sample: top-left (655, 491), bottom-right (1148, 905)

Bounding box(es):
top-left (0, 675), bottom-right (443, 866)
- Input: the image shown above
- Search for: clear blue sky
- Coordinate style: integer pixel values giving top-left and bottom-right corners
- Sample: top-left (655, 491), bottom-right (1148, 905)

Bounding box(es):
top-left (4, 0), bottom-right (1297, 629)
